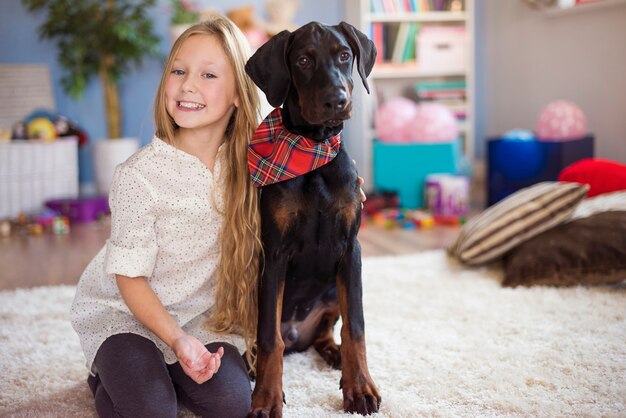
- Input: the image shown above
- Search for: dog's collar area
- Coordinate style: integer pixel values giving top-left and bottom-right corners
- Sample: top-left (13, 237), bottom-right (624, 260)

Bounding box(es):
top-left (248, 108), bottom-right (342, 188)
top-left (281, 107), bottom-right (344, 141)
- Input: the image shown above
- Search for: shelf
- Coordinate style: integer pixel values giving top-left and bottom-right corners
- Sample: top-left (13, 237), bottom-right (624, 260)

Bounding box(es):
top-left (345, 0), bottom-right (475, 189)
top-left (372, 64), bottom-right (466, 79)
top-left (365, 11), bottom-right (467, 22)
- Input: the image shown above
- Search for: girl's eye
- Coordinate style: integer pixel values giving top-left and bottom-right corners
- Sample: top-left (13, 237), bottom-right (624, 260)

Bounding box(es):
top-left (297, 56), bottom-right (310, 67)
top-left (203, 73), bottom-right (216, 79)
top-left (171, 69), bottom-right (185, 76)
top-left (340, 52), bottom-right (351, 62)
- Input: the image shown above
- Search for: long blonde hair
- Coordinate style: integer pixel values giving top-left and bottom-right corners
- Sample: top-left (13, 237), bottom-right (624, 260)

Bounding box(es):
top-left (154, 16), bottom-right (262, 364)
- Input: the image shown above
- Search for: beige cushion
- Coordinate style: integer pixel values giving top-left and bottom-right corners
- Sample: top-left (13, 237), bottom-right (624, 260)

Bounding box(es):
top-left (449, 182), bottom-right (589, 265)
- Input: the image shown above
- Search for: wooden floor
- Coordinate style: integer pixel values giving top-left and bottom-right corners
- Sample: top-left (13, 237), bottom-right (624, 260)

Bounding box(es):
top-left (0, 217), bottom-right (461, 291)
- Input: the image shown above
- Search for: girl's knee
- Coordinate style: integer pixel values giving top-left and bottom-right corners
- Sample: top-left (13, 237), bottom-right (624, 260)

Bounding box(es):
top-left (94, 376), bottom-right (177, 418)
top-left (93, 333), bottom-right (178, 418)
top-left (187, 387), bottom-right (251, 418)
top-left (180, 343), bottom-right (252, 417)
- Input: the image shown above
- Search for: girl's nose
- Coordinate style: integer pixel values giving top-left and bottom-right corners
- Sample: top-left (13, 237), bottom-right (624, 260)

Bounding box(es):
top-left (181, 77), bottom-right (196, 93)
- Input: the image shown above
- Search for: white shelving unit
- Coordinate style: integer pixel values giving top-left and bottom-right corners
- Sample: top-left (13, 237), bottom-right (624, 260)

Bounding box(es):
top-left (344, 0), bottom-right (475, 188)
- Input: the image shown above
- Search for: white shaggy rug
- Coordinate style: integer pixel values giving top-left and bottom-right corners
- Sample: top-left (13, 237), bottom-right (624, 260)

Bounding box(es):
top-left (1, 251), bottom-right (625, 418)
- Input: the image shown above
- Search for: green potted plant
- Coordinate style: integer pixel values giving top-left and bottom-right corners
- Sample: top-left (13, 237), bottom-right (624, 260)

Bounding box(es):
top-left (22, 0), bottom-right (161, 193)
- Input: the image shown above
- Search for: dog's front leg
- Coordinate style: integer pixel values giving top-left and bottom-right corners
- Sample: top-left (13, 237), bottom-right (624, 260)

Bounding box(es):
top-left (337, 240), bottom-right (381, 415)
top-left (248, 252), bottom-right (287, 418)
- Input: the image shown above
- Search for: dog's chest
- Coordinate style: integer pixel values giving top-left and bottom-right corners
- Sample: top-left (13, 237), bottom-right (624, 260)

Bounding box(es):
top-left (261, 154), bottom-right (360, 259)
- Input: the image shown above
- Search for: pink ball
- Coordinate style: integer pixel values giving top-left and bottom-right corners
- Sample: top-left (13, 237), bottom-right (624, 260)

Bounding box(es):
top-left (375, 98), bottom-right (418, 142)
top-left (536, 100), bottom-right (587, 141)
top-left (407, 102), bottom-right (459, 142)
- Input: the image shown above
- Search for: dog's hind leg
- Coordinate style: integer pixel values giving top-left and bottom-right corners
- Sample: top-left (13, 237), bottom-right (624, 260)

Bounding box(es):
top-left (313, 303), bottom-right (342, 369)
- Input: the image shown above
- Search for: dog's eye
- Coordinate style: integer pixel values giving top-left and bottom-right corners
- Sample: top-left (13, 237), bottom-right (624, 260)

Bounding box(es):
top-left (297, 56), bottom-right (310, 67)
top-left (340, 52), bottom-right (351, 62)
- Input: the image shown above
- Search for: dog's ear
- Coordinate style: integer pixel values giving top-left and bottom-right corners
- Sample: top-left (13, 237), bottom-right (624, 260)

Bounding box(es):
top-left (338, 22), bottom-right (377, 94)
top-left (245, 30), bottom-right (293, 108)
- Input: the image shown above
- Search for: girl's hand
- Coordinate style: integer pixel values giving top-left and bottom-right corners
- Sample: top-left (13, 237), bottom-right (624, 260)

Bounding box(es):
top-left (358, 175), bottom-right (367, 204)
top-left (173, 334), bottom-right (224, 384)
top-left (353, 160), bottom-right (367, 205)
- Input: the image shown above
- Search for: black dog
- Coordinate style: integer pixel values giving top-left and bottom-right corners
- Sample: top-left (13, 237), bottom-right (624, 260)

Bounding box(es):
top-left (245, 22), bottom-right (380, 417)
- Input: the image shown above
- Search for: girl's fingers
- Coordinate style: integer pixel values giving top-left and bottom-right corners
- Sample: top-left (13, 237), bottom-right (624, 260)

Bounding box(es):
top-left (213, 353), bottom-right (221, 372)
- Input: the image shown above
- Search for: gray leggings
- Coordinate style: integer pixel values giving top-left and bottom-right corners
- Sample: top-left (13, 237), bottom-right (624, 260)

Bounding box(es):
top-left (88, 333), bottom-right (251, 418)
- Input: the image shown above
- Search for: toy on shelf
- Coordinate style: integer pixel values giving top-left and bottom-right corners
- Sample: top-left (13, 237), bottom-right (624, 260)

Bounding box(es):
top-left (408, 102), bottom-right (459, 143)
top-left (11, 109), bottom-right (89, 145)
top-left (228, 1), bottom-right (300, 51)
top-left (374, 97), bottom-right (418, 142)
top-left (226, 6), bottom-right (269, 50)
top-left (26, 116), bottom-right (57, 141)
top-left (264, 0), bottom-right (301, 36)
top-left (535, 100), bottom-right (587, 141)
top-left (375, 98), bottom-right (459, 143)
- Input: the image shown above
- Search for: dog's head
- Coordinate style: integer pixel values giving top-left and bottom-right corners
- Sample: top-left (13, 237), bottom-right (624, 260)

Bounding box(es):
top-left (245, 21), bottom-right (377, 128)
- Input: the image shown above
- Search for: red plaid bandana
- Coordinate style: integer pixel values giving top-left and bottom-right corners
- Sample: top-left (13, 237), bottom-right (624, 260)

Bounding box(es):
top-left (248, 108), bottom-right (342, 188)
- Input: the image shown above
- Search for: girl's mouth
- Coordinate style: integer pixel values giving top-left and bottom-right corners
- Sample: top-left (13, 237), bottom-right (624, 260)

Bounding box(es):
top-left (177, 101), bottom-right (206, 111)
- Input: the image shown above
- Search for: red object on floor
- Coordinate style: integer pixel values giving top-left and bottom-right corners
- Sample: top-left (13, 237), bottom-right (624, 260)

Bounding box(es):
top-left (558, 158), bottom-right (626, 197)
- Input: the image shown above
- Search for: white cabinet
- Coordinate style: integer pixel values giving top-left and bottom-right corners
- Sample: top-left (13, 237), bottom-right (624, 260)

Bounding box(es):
top-left (0, 138), bottom-right (79, 218)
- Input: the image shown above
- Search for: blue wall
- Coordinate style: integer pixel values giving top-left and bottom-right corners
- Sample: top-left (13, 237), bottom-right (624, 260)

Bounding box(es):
top-left (0, 0), bottom-right (342, 190)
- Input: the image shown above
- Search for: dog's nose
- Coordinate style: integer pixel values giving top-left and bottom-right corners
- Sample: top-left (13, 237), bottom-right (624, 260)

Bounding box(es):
top-left (324, 90), bottom-right (349, 112)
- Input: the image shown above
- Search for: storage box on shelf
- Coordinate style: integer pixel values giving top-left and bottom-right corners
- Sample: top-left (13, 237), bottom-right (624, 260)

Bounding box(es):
top-left (417, 26), bottom-right (467, 73)
top-left (487, 135), bottom-right (594, 206)
top-left (344, 0), bottom-right (474, 189)
top-left (0, 137), bottom-right (79, 218)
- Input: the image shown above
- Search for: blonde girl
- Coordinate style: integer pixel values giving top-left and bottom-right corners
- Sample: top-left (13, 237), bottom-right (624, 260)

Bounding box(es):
top-left (70, 15), bottom-right (261, 418)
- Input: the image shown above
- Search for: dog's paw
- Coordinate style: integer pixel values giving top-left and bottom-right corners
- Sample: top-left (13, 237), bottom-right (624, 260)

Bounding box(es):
top-left (247, 407), bottom-right (282, 418)
top-left (341, 379), bottom-right (381, 415)
top-left (248, 389), bottom-right (283, 418)
top-left (317, 343), bottom-right (342, 370)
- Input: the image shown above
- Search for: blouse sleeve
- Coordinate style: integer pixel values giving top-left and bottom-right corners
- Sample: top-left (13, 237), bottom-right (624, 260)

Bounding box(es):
top-left (104, 164), bottom-right (159, 278)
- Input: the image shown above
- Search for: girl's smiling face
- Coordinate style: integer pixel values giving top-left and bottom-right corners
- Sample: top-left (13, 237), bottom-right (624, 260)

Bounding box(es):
top-left (165, 34), bottom-right (239, 135)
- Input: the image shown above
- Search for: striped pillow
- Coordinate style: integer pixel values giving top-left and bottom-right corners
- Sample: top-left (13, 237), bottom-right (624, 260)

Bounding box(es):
top-left (449, 182), bottom-right (589, 265)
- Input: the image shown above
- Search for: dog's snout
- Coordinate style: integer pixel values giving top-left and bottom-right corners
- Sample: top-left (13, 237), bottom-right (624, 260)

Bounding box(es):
top-left (323, 90), bottom-right (349, 112)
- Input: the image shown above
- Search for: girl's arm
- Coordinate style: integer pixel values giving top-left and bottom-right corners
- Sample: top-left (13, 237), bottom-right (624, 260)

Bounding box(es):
top-left (115, 274), bottom-right (223, 383)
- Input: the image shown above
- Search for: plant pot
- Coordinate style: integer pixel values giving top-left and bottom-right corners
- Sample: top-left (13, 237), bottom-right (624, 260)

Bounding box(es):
top-left (93, 138), bottom-right (140, 195)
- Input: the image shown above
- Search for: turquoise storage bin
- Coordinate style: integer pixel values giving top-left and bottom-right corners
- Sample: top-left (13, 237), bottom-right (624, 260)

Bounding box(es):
top-left (373, 139), bottom-right (463, 209)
